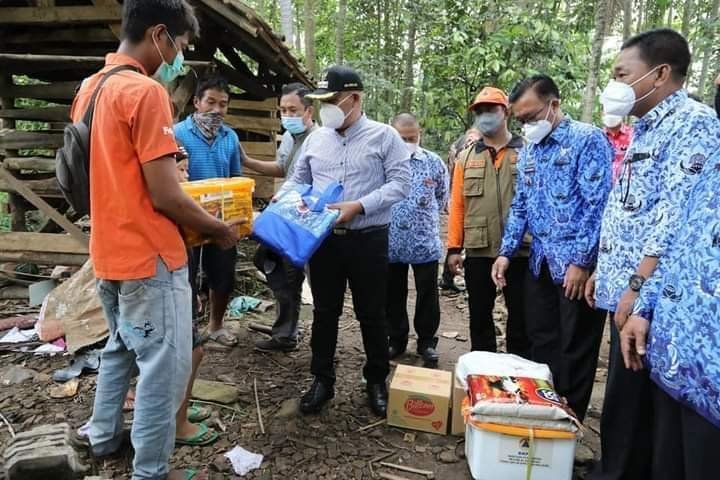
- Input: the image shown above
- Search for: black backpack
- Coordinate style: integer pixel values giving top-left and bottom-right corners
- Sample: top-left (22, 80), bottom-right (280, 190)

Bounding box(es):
top-left (56, 65), bottom-right (138, 216)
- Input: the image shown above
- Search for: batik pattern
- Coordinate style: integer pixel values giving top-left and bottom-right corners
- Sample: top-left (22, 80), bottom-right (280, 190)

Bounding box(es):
top-left (499, 117), bottom-right (612, 283)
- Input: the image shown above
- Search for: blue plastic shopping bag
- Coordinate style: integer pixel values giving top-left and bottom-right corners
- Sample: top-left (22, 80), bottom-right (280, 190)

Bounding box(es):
top-left (251, 181), bottom-right (343, 268)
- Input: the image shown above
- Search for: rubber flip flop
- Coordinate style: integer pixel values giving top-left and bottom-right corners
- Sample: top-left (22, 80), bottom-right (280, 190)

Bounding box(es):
top-left (206, 328), bottom-right (238, 347)
top-left (175, 422), bottom-right (218, 446)
top-left (187, 404), bottom-right (212, 423)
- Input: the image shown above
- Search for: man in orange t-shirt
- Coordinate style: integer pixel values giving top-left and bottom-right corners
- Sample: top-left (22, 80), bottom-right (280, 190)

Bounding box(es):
top-left (69, 2), bottom-right (237, 479)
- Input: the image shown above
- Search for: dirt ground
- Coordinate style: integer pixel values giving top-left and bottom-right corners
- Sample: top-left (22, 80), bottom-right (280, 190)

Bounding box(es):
top-left (0, 233), bottom-right (611, 480)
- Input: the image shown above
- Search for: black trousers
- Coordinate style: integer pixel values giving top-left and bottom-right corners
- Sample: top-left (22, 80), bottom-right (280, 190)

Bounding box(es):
top-left (651, 383), bottom-right (720, 480)
top-left (386, 261), bottom-right (440, 351)
top-left (464, 256), bottom-right (531, 357)
top-left (308, 228), bottom-right (389, 386)
top-left (524, 262), bottom-right (605, 421)
top-left (592, 317), bottom-right (652, 480)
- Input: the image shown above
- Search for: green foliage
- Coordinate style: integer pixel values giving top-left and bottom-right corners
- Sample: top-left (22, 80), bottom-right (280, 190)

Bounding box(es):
top-left (0, 192), bottom-right (9, 233)
top-left (246, 0), bottom-right (716, 152)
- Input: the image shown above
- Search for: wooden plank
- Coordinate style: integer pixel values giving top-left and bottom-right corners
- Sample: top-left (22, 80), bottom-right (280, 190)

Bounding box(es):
top-left (215, 61), bottom-right (273, 100)
top-left (0, 251), bottom-right (87, 266)
top-left (89, 0), bottom-right (122, 38)
top-left (0, 6), bottom-right (122, 26)
top-left (3, 157), bottom-right (56, 172)
top-left (229, 98), bottom-right (278, 111)
top-left (1, 26), bottom-right (117, 44)
top-left (241, 141), bottom-right (276, 157)
top-left (0, 232), bottom-right (88, 255)
top-left (0, 176), bottom-right (61, 197)
top-left (225, 114), bottom-right (280, 132)
top-left (0, 168), bottom-right (87, 245)
top-left (0, 106), bottom-right (70, 122)
top-left (5, 81), bottom-right (77, 101)
top-left (170, 72), bottom-right (198, 121)
top-left (197, 0), bottom-right (258, 37)
top-left (0, 130), bottom-right (63, 149)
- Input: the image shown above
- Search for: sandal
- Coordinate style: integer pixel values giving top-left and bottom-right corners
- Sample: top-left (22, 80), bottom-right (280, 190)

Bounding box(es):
top-left (206, 328), bottom-right (238, 347)
top-left (175, 422), bottom-right (218, 446)
top-left (187, 404), bottom-right (212, 423)
top-left (123, 389), bottom-right (136, 412)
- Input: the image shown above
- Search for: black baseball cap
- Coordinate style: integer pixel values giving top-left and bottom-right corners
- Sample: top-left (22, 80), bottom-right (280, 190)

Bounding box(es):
top-left (306, 65), bottom-right (364, 100)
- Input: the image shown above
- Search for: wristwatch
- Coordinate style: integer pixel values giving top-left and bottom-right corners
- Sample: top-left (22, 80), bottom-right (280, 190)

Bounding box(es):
top-left (628, 274), bottom-right (646, 292)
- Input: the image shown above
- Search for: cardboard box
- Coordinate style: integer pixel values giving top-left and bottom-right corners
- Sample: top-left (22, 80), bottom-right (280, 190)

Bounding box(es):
top-left (387, 365), bottom-right (452, 435)
top-left (451, 373), bottom-right (467, 436)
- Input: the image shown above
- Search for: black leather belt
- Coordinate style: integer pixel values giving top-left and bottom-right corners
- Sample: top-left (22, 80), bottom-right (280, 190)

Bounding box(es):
top-left (332, 225), bottom-right (388, 236)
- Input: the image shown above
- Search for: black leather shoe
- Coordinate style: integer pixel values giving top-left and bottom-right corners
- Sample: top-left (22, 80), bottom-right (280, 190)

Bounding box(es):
top-left (418, 346), bottom-right (439, 365)
top-left (367, 383), bottom-right (388, 417)
top-left (388, 343), bottom-right (407, 360)
top-left (300, 380), bottom-right (334, 414)
top-left (254, 338), bottom-right (298, 353)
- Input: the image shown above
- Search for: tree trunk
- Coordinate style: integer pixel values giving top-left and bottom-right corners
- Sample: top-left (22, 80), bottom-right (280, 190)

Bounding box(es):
top-left (666, 0), bottom-right (673, 26)
top-left (696, 0), bottom-right (720, 100)
top-left (303, 0), bottom-right (316, 78)
top-left (581, 0), bottom-right (611, 122)
top-left (400, 15), bottom-right (417, 112)
top-left (681, 0), bottom-right (693, 38)
top-left (622, 0), bottom-right (632, 39)
top-left (278, 0), bottom-right (294, 46)
top-left (335, 0), bottom-right (347, 64)
top-left (636, 0), bottom-right (644, 32)
top-left (295, 2), bottom-right (302, 52)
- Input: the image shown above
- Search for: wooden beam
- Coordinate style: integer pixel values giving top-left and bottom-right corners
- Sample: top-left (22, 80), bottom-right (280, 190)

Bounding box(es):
top-left (0, 6), bottom-right (122, 26)
top-left (196, 0), bottom-right (258, 37)
top-left (1, 26), bottom-right (117, 44)
top-left (0, 176), bottom-right (61, 197)
top-left (3, 157), bottom-right (56, 172)
top-left (0, 106), bottom-right (70, 122)
top-left (89, 0), bottom-right (122, 38)
top-left (0, 167), bottom-right (88, 246)
top-left (242, 141), bottom-right (276, 157)
top-left (170, 72), bottom-right (198, 121)
top-left (0, 232), bottom-right (88, 255)
top-left (224, 114), bottom-right (280, 132)
top-left (0, 130), bottom-right (63, 149)
top-left (4, 81), bottom-right (78, 101)
top-left (229, 98), bottom-right (278, 112)
top-left (215, 61), bottom-right (274, 100)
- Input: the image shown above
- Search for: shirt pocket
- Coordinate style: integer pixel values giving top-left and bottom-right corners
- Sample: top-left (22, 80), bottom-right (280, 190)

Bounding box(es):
top-left (463, 168), bottom-right (486, 197)
top-left (464, 216), bottom-right (489, 249)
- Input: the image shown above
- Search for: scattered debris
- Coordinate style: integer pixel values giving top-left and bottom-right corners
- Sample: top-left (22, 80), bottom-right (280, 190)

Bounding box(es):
top-left (438, 450), bottom-right (459, 463)
top-left (379, 461), bottom-right (435, 479)
top-left (274, 398), bottom-right (300, 419)
top-left (49, 378), bottom-right (79, 399)
top-left (441, 331), bottom-right (459, 339)
top-left (2, 423), bottom-right (87, 480)
top-left (0, 365), bottom-right (45, 386)
top-left (227, 296), bottom-right (262, 318)
top-left (253, 377), bottom-right (265, 434)
top-left (191, 379), bottom-right (240, 405)
top-left (223, 446), bottom-right (263, 476)
top-left (0, 327), bottom-right (37, 344)
top-left (356, 418), bottom-right (385, 433)
top-left (247, 322), bottom-right (273, 335)
top-left (403, 433), bottom-right (416, 443)
top-left (52, 349), bottom-right (100, 382)
top-left (0, 314), bottom-right (38, 331)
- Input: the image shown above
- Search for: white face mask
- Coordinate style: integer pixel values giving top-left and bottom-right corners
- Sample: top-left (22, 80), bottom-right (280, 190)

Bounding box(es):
top-left (523, 104), bottom-right (555, 144)
top-left (599, 65), bottom-right (661, 116)
top-left (405, 142), bottom-right (418, 155)
top-left (319, 95), bottom-right (354, 130)
top-left (602, 114), bottom-right (623, 128)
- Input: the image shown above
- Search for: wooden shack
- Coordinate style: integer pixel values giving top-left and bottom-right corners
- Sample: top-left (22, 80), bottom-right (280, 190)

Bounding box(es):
top-left (0, 0), bottom-right (312, 269)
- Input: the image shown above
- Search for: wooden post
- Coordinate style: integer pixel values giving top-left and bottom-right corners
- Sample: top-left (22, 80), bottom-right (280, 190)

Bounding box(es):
top-left (0, 166), bottom-right (88, 247)
top-left (0, 73), bottom-right (26, 232)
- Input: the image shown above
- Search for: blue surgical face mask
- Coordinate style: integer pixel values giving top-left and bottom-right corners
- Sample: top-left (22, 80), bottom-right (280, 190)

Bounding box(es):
top-left (153, 30), bottom-right (185, 85)
top-left (281, 115), bottom-right (307, 135)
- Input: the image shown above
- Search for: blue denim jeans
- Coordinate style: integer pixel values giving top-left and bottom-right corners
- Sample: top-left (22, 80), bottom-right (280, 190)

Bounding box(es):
top-left (91, 258), bottom-right (192, 480)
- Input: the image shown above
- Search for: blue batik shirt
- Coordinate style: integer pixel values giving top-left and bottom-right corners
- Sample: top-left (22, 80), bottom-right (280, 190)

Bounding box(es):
top-left (595, 90), bottom-right (720, 312)
top-left (633, 150), bottom-right (720, 428)
top-left (174, 116), bottom-right (243, 180)
top-left (499, 117), bottom-right (612, 283)
top-left (388, 147), bottom-right (449, 264)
